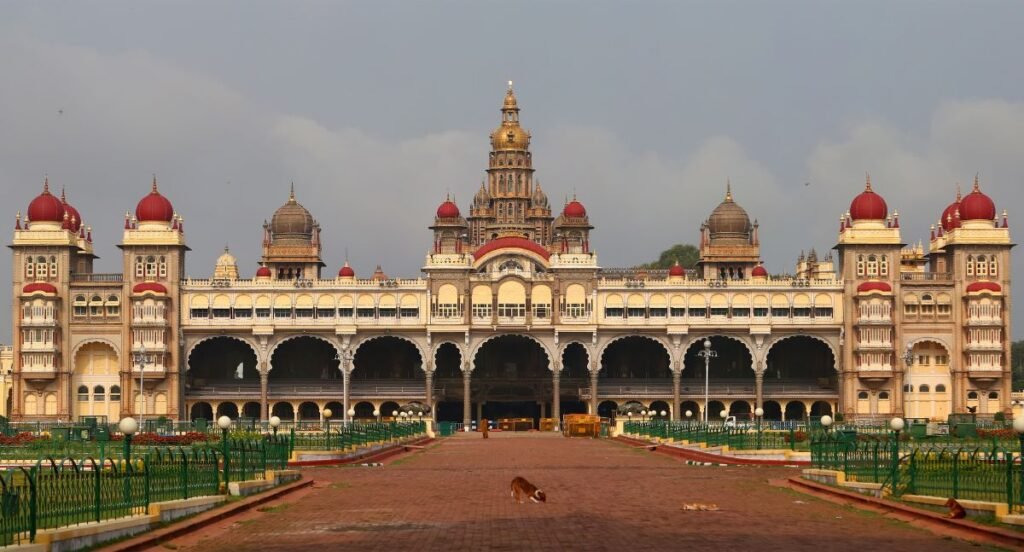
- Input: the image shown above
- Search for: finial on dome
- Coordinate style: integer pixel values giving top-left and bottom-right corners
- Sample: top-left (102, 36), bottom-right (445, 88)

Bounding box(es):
top-left (725, 179), bottom-right (733, 202)
top-left (955, 183), bottom-right (962, 201)
top-left (151, 174), bottom-right (158, 193)
top-left (61, 186), bottom-right (66, 202)
top-left (864, 172), bottom-right (872, 192)
top-left (224, 244), bottom-right (230, 253)
top-left (508, 80), bottom-right (513, 91)
top-left (289, 182), bottom-right (296, 202)
top-left (973, 173), bottom-right (980, 192)
top-left (43, 175), bottom-right (50, 194)
top-left (15, 211), bottom-right (21, 230)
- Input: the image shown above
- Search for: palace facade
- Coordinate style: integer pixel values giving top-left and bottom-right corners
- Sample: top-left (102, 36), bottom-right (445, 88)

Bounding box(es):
top-left (7, 85), bottom-right (1015, 425)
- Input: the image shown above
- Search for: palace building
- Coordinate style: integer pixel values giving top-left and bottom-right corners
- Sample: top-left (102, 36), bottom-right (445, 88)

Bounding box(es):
top-left (6, 84), bottom-right (1014, 425)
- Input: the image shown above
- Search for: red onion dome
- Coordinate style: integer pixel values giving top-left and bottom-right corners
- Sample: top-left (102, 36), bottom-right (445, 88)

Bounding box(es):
top-left (436, 198), bottom-right (460, 218)
top-left (338, 262), bottom-right (355, 277)
top-left (136, 178), bottom-right (175, 222)
top-left (941, 200), bottom-right (961, 231)
top-left (563, 199), bottom-right (586, 218)
top-left (958, 177), bottom-right (996, 221)
top-left (751, 264), bottom-right (768, 277)
top-left (966, 281), bottom-right (1001, 293)
top-left (255, 266), bottom-right (272, 278)
top-left (856, 281), bottom-right (892, 293)
top-left (27, 179), bottom-right (65, 223)
top-left (133, 282), bottom-right (168, 294)
top-left (849, 177), bottom-right (887, 221)
top-left (668, 262), bottom-right (685, 277)
top-left (60, 190), bottom-right (83, 232)
top-left (23, 282), bottom-right (58, 295)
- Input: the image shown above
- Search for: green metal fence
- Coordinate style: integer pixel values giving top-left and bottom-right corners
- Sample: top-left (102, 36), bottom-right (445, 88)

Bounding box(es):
top-left (624, 421), bottom-right (812, 451)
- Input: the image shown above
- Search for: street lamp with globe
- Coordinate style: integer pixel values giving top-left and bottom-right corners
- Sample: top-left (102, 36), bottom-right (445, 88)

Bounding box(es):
top-left (269, 415), bottom-right (281, 437)
top-left (373, 409), bottom-right (380, 422)
top-left (889, 417), bottom-right (905, 490)
top-left (119, 417), bottom-right (138, 462)
top-left (217, 416), bottom-right (232, 486)
top-left (755, 407), bottom-right (765, 449)
top-left (323, 408), bottom-right (333, 447)
top-left (1013, 416), bottom-right (1024, 489)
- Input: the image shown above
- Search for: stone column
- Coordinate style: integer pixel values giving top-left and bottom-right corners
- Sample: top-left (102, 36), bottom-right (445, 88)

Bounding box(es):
top-left (259, 364), bottom-right (269, 421)
top-left (462, 368), bottom-right (472, 427)
top-left (672, 371), bottom-right (681, 421)
top-left (950, 362), bottom-right (961, 413)
top-left (754, 371), bottom-right (764, 413)
top-left (425, 370), bottom-right (434, 417)
top-left (589, 369), bottom-right (599, 415)
top-left (552, 370), bottom-right (561, 428)
top-left (342, 369), bottom-right (351, 422)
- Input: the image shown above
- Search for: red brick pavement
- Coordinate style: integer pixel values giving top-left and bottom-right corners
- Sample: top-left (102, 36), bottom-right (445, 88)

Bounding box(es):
top-left (151, 433), bottom-right (980, 551)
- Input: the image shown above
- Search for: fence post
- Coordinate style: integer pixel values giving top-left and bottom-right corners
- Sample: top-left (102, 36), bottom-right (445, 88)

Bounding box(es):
top-left (94, 460), bottom-right (101, 522)
top-left (28, 467), bottom-right (37, 543)
top-left (1007, 451), bottom-right (1013, 512)
top-left (890, 436), bottom-right (900, 496)
top-left (789, 428), bottom-right (795, 451)
top-left (143, 457), bottom-right (151, 510)
top-left (952, 451), bottom-right (960, 498)
top-left (182, 451), bottom-right (189, 500)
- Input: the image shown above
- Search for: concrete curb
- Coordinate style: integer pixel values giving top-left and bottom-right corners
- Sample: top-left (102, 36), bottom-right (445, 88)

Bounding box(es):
top-left (287, 437), bottom-right (435, 467)
top-left (785, 476), bottom-right (1024, 549)
top-left (615, 436), bottom-right (810, 467)
top-left (101, 478), bottom-right (313, 552)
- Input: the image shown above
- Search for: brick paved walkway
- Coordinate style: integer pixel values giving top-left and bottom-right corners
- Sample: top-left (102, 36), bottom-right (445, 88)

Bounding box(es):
top-left (154, 433), bottom-right (978, 551)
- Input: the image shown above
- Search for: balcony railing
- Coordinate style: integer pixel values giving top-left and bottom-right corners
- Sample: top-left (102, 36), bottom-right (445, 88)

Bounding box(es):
top-left (899, 272), bottom-right (953, 282)
top-left (71, 273), bottom-right (124, 283)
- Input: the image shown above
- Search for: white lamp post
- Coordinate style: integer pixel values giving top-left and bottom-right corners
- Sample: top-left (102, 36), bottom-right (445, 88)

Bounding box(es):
top-left (697, 339), bottom-right (717, 424)
top-left (269, 415), bottom-right (281, 437)
top-left (754, 407), bottom-right (765, 448)
top-left (119, 416), bottom-right (138, 462)
top-left (373, 409), bottom-right (380, 422)
top-left (347, 407), bottom-right (355, 422)
top-left (133, 345), bottom-right (148, 429)
top-left (217, 415), bottom-right (232, 485)
top-left (820, 414), bottom-right (833, 432)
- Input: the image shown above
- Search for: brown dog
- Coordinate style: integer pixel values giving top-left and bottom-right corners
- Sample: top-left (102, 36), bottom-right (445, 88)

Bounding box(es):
top-left (510, 476), bottom-right (546, 504)
top-left (482, 418), bottom-right (489, 439)
top-left (945, 497), bottom-right (966, 519)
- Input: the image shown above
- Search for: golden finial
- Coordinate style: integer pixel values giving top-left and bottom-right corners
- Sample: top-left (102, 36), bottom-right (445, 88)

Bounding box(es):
top-left (508, 80), bottom-right (513, 91)
top-left (865, 172), bottom-right (872, 192)
top-left (289, 182), bottom-right (296, 202)
top-left (152, 174), bottom-right (158, 193)
top-left (725, 179), bottom-right (732, 202)
top-left (955, 182), bottom-right (961, 201)
top-left (43, 175), bottom-right (50, 194)
top-left (973, 173), bottom-right (980, 192)
top-left (60, 186), bottom-right (66, 203)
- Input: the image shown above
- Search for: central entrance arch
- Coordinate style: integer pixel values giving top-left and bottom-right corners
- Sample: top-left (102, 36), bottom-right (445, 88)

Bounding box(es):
top-left (472, 335), bottom-right (550, 425)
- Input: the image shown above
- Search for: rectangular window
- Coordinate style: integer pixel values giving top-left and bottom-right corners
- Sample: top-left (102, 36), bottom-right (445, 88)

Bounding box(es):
top-left (212, 308), bottom-right (231, 318)
top-left (670, 307), bottom-right (685, 317)
top-left (649, 308), bottom-right (667, 318)
top-left (793, 308), bottom-right (812, 317)
top-left (813, 307), bottom-right (833, 318)
top-left (731, 308), bottom-right (750, 318)
top-left (190, 308), bottom-right (209, 318)
top-left (563, 303), bottom-right (587, 318)
top-left (273, 308), bottom-right (292, 318)
top-left (626, 307), bottom-right (646, 318)
top-left (378, 308), bottom-right (397, 318)
top-left (338, 307), bottom-right (354, 318)
top-left (688, 308), bottom-right (707, 317)
top-left (400, 307), bottom-right (419, 318)
top-left (234, 308), bottom-right (252, 318)
top-left (497, 304), bottom-right (525, 318)
top-left (74, 306), bottom-right (88, 317)
top-left (937, 304), bottom-right (951, 316)
top-left (753, 308), bottom-right (768, 317)
top-left (435, 304), bottom-right (459, 318)
top-left (604, 307), bottom-right (624, 318)
top-left (710, 307), bottom-right (729, 317)
top-left (921, 304), bottom-right (934, 315)
top-left (255, 308), bottom-right (271, 318)
top-left (90, 306), bottom-right (102, 316)
top-left (771, 308), bottom-right (790, 317)
top-left (904, 304), bottom-right (918, 315)
top-left (472, 304), bottom-right (492, 318)
top-left (315, 308), bottom-right (334, 319)
top-left (106, 305), bottom-right (120, 317)
top-left (294, 308), bottom-right (314, 318)
top-left (356, 307), bottom-right (376, 318)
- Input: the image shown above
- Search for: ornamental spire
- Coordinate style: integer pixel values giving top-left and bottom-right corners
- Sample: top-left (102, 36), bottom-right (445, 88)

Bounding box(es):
top-left (289, 182), bottom-right (296, 202)
top-left (955, 182), bottom-right (962, 202)
top-left (865, 172), bottom-right (872, 192)
top-left (152, 174), bottom-right (158, 193)
top-left (43, 175), bottom-right (50, 194)
top-left (725, 179), bottom-right (733, 202)
top-left (973, 173), bottom-right (980, 192)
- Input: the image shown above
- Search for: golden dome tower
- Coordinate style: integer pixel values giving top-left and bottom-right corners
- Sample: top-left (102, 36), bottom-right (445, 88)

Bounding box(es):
top-left (260, 184), bottom-right (325, 279)
top-left (697, 182), bottom-right (762, 280)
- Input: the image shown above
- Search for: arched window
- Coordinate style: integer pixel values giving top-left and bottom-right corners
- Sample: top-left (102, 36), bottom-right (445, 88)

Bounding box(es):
top-left (988, 391), bottom-right (999, 400)
top-left (967, 391), bottom-right (978, 400)
top-left (49, 256), bottom-right (57, 278)
top-left (106, 294), bottom-right (120, 317)
top-left (36, 256), bottom-right (47, 279)
top-left (135, 256), bottom-right (144, 278)
top-left (935, 384), bottom-right (947, 393)
top-left (990, 258), bottom-right (998, 276)
top-left (903, 384), bottom-right (912, 393)
top-left (966, 255), bottom-right (975, 276)
top-left (25, 258), bottom-right (34, 279)
top-left (77, 385), bottom-right (89, 401)
top-left (878, 391), bottom-right (890, 400)
top-left (159, 256), bottom-right (167, 278)
top-left (856, 255), bottom-right (865, 276)
top-left (918, 384), bottom-right (930, 393)
top-left (73, 295), bottom-right (87, 317)
top-left (93, 385), bottom-right (105, 400)
top-left (857, 391), bottom-right (869, 400)
top-left (976, 255), bottom-right (988, 276)
top-left (879, 256), bottom-right (888, 276)
top-left (90, 295), bottom-right (103, 316)
top-left (145, 256), bottom-right (156, 277)
top-left (110, 385), bottom-right (121, 401)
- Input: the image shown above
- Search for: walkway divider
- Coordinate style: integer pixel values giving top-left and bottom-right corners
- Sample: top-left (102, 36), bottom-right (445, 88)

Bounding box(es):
top-left (615, 436), bottom-right (810, 467)
top-left (287, 437), bottom-right (434, 467)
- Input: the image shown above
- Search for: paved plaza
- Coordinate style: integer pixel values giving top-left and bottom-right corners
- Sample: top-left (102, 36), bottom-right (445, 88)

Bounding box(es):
top-left (153, 434), bottom-right (979, 551)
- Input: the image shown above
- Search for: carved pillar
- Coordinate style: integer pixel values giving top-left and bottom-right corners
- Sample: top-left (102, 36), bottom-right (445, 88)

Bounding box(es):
top-left (589, 368), bottom-right (598, 415)
top-left (259, 366), bottom-right (269, 421)
top-left (342, 369), bottom-right (351, 422)
top-left (552, 369), bottom-right (561, 428)
top-left (672, 371), bottom-right (681, 421)
top-left (462, 366), bottom-right (472, 427)
top-left (754, 371), bottom-right (764, 413)
top-left (425, 370), bottom-right (434, 419)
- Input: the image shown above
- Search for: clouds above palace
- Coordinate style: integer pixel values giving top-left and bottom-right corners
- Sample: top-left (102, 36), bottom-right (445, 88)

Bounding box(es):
top-left (1, 3), bottom-right (1023, 339)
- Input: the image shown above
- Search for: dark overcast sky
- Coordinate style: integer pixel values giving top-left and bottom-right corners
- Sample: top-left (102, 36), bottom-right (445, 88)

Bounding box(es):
top-left (2, 1), bottom-right (1023, 340)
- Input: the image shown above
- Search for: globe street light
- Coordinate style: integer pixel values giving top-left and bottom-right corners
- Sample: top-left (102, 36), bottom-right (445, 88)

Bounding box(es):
top-left (347, 407), bottom-right (355, 422)
top-left (323, 408), bottom-right (333, 448)
top-left (119, 417), bottom-right (138, 462)
top-left (754, 407), bottom-right (765, 449)
top-left (1014, 416), bottom-right (1024, 491)
top-left (697, 339), bottom-right (718, 424)
top-left (217, 415), bottom-right (233, 487)
top-left (889, 416), bottom-right (905, 493)
top-left (820, 414), bottom-right (833, 435)
top-left (269, 415), bottom-right (281, 437)
top-left (373, 409), bottom-right (380, 422)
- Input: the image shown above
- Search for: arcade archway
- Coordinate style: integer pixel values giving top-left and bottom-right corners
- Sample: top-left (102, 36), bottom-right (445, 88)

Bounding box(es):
top-left (472, 335), bottom-right (550, 423)
top-left (433, 342), bottom-right (464, 423)
top-left (560, 343), bottom-right (589, 416)
top-left (269, 336), bottom-right (340, 380)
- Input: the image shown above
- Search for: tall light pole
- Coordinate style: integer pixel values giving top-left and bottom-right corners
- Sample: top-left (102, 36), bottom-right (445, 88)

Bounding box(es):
top-left (697, 339), bottom-right (717, 424)
top-left (133, 345), bottom-right (148, 429)
top-left (902, 344), bottom-right (914, 417)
